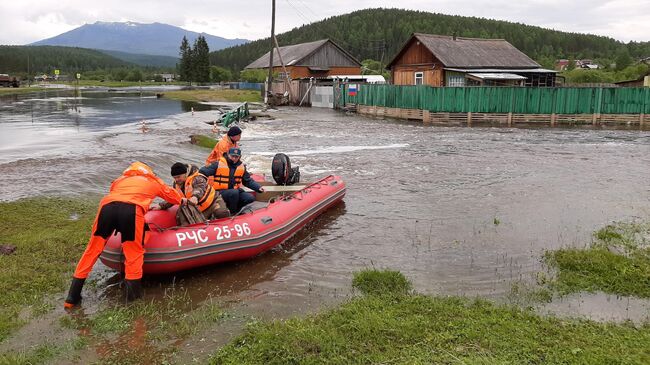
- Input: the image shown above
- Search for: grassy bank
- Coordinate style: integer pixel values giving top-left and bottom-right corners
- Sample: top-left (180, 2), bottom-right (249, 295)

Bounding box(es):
top-left (190, 134), bottom-right (218, 149)
top-left (544, 221), bottom-right (650, 298)
top-left (163, 89), bottom-right (262, 103)
top-left (0, 87), bottom-right (48, 96)
top-left (57, 80), bottom-right (185, 88)
top-left (0, 198), bottom-right (229, 363)
top-left (211, 269), bottom-right (650, 364)
top-left (0, 198), bottom-right (97, 342)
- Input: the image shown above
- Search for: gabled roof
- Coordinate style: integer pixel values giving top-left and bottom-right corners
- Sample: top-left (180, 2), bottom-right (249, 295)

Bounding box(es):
top-left (387, 33), bottom-right (540, 69)
top-left (245, 39), bottom-right (360, 69)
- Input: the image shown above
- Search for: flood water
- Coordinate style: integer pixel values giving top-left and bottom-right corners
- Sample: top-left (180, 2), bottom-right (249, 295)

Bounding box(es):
top-left (1, 90), bottom-right (650, 325)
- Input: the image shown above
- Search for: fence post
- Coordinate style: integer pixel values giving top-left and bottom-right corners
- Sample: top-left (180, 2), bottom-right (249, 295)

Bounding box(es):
top-left (550, 87), bottom-right (557, 127)
top-left (508, 87), bottom-right (515, 126)
top-left (593, 87), bottom-right (603, 125)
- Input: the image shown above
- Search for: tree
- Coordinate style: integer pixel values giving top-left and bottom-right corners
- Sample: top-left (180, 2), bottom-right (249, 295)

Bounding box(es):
top-left (179, 36), bottom-right (192, 83)
top-left (210, 66), bottom-right (232, 82)
top-left (240, 69), bottom-right (268, 83)
top-left (193, 35), bottom-right (211, 83)
top-left (614, 48), bottom-right (633, 71)
top-left (566, 59), bottom-right (576, 71)
top-left (125, 69), bottom-right (143, 81)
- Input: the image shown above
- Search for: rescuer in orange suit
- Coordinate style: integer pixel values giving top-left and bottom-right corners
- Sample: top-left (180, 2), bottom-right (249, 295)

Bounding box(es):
top-left (64, 162), bottom-right (185, 308)
top-left (205, 126), bottom-right (241, 166)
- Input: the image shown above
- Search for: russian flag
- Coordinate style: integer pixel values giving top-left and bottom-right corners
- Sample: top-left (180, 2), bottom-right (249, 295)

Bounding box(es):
top-left (348, 84), bottom-right (357, 96)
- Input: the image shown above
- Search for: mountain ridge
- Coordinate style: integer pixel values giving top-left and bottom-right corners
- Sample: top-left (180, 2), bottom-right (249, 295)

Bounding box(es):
top-left (31, 21), bottom-right (249, 58)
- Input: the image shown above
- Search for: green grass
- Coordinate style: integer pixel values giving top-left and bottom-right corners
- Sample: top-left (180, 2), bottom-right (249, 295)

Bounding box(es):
top-left (544, 221), bottom-right (650, 298)
top-left (211, 269), bottom-right (650, 364)
top-left (191, 134), bottom-right (218, 149)
top-left (0, 197), bottom-right (97, 342)
top-left (0, 87), bottom-right (48, 96)
top-left (352, 268), bottom-right (412, 296)
top-left (54, 80), bottom-right (186, 88)
top-left (163, 89), bottom-right (262, 103)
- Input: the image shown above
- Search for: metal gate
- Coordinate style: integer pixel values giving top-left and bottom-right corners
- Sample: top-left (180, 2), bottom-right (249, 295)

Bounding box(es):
top-left (310, 86), bottom-right (334, 108)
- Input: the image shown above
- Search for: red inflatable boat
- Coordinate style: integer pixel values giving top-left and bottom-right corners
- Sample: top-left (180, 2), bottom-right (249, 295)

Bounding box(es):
top-left (99, 175), bottom-right (345, 274)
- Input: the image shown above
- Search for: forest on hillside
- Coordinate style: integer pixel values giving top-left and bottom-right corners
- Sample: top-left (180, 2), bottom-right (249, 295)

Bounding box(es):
top-left (0, 46), bottom-right (175, 81)
top-left (210, 8), bottom-right (650, 79)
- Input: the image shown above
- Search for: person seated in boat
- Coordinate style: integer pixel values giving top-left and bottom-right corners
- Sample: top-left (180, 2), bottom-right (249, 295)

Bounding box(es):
top-left (205, 126), bottom-right (242, 166)
top-left (64, 162), bottom-right (185, 309)
top-left (200, 147), bottom-right (264, 214)
top-left (153, 163), bottom-right (230, 224)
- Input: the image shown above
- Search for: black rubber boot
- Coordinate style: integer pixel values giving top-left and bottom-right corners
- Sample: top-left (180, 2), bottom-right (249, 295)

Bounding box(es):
top-left (124, 279), bottom-right (143, 302)
top-left (64, 277), bottom-right (85, 309)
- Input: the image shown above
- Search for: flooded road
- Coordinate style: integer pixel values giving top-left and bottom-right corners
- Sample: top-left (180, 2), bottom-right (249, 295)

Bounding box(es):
top-left (1, 91), bottom-right (650, 325)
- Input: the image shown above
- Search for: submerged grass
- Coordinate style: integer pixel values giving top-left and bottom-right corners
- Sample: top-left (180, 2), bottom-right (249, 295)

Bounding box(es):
top-left (211, 269), bottom-right (650, 364)
top-left (0, 197), bottom-right (97, 342)
top-left (191, 134), bottom-right (218, 149)
top-left (544, 221), bottom-right (650, 298)
top-left (0, 338), bottom-right (87, 365)
top-left (58, 288), bottom-right (225, 364)
top-left (163, 89), bottom-right (262, 103)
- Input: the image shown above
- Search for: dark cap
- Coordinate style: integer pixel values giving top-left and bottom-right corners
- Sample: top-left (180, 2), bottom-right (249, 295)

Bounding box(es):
top-left (227, 126), bottom-right (242, 137)
top-left (228, 147), bottom-right (242, 156)
top-left (170, 162), bottom-right (188, 176)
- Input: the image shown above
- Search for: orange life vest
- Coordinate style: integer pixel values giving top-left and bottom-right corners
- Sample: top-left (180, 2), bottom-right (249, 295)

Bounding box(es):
top-left (212, 156), bottom-right (245, 190)
top-left (174, 170), bottom-right (216, 211)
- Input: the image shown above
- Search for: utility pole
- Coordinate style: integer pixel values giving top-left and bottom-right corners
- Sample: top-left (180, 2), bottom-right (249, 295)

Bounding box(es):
top-left (266, 0), bottom-right (275, 104)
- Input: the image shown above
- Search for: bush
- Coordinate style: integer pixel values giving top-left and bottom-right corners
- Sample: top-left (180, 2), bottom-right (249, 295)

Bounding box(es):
top-left (352, 269), bottom-right (412, 296)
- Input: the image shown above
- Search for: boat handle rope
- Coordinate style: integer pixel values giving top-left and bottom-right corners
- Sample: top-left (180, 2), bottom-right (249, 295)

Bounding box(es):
top-left (146, 176), bottom-right (338, 230)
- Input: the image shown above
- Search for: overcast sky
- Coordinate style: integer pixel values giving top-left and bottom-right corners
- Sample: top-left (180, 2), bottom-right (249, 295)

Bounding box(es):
top-left (1, 0), bottom-right (648, 45)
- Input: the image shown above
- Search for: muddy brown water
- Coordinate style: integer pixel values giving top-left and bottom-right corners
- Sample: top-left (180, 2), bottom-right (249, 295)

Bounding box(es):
top-left (1, 90), bottom-right (650, 353)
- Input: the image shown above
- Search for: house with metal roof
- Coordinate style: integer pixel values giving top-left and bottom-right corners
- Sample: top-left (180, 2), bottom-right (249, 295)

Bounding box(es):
top-left (387, 33), bottom-right (557, 87)
top-left (245, 39), bottom-right (361, 80)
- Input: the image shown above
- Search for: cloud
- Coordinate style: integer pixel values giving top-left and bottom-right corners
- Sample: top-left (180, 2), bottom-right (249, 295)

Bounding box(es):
top-left (0, 0), bottom-right (647, 45)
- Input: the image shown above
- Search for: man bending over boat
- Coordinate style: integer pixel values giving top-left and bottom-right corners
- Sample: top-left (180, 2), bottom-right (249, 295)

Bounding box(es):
top-left (64, 162), bottom-right (184, 308)
top-left (200, 147), bottom-right (264, 214)
top-left (153, 162), bottom-right (230, 225)
top-left (205, 126), bottom-right (241, 166)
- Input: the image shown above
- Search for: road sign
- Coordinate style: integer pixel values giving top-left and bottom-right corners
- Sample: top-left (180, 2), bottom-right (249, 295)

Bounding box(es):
top-left (76, 73), bottom-right (81, 79)
top-left (54, 69), bottom-right (60, 75)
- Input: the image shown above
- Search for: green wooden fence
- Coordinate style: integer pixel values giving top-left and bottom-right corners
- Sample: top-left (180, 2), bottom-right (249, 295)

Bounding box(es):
top-left (344, 85), bottom-right (650, 115)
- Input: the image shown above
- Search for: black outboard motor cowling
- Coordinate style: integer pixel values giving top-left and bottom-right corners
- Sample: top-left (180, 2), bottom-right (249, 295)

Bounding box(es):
top-left (271, 153), bottom-right (300, 185)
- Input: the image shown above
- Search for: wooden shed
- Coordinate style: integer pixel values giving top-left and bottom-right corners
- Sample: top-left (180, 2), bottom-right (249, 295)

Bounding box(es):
top-left (245, 39), bottom-right (361, 79)
top-left (387, 33), bottom-right (557, 87)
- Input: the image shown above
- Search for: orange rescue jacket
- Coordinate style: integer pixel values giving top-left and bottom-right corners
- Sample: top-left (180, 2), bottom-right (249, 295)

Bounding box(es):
top-left (205, 135), bottom-right (238, 166)
top-left (101, 162), bottom-right (183, 212)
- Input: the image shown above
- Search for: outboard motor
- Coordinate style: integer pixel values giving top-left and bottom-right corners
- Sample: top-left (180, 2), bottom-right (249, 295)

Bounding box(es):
top-left (271, 153), bottom-right (300, 185)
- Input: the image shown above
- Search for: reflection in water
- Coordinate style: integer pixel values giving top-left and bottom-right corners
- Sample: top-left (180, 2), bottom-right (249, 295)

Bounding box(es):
top-left (180, 100), bottom-right (215, 112)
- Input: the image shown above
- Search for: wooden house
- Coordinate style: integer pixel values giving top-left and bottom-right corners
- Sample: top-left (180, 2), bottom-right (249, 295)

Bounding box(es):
top-left (387, 33), bottom-right (557, 87)
top-left (245, 39), bottom-right (361, 79)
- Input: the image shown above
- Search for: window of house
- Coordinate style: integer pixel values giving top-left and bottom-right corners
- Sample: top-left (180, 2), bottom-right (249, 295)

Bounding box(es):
top-left (414, 72), bottom-right (423, 85)
top-left (446, 75), bottom-right (466, 87)
top-left (278, 72), bottom-right (291, 80)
